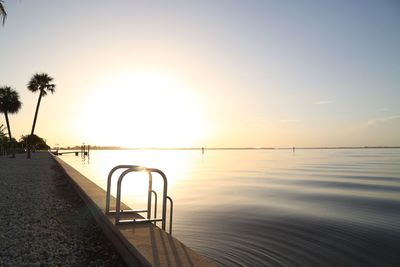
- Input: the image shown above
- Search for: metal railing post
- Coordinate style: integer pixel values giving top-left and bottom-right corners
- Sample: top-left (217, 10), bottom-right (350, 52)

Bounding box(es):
top-left (151, 190), bottom-right (158, 220)
top-left (166, 196), bottom-right (173, 234)
top-left (147, 168), bottom-right (168, 231)
top-left (147, 173), bottom-right (153, 220)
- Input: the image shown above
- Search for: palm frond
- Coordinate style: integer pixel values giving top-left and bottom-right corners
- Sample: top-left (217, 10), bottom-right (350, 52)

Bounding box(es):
top-left (28, 73), bottom-right (56, 96)
top-left (0, 86), bottom-right (22, 114)
top-left (0, 1), bottom-right (7, 26)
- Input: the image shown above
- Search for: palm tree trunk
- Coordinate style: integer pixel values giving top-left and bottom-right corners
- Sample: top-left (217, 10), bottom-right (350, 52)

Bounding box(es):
top-left (4, 111), bottom-right (15, 158)
top-left (27, 91), bottom-right (43, 159)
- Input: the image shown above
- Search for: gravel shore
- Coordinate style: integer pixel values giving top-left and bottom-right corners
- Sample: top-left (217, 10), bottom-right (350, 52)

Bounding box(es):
top-left (0, 152), bottom-right (128, 266)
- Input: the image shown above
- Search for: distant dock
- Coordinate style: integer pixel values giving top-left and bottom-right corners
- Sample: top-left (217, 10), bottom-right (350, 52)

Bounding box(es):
top-left (52, 145), bottom-right (90, 156)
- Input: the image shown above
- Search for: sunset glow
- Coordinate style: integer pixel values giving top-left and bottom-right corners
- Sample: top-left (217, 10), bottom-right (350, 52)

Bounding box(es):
top-left (73, 71), bottom-right (213, 147)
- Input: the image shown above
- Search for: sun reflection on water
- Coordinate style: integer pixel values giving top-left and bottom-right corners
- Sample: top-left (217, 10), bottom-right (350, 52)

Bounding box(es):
top-left (63, 149), bottom-right (197, 209)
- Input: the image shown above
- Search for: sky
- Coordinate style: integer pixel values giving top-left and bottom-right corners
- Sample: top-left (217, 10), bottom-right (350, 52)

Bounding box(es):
top-left (0, 0), bottom-right (399, 148)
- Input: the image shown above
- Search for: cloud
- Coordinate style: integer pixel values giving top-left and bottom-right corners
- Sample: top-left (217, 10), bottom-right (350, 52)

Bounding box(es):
top-left (315, 100), bottom-right (332, 105)
top-left (379, 107), bottom-right (389, 112)
top-left (367, 115), bottom-right (400, 126)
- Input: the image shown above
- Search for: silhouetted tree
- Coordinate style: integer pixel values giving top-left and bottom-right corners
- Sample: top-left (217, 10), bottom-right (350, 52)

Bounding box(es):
top-left (20, 134), bottom-right (50, 151)
top-left (0, 1), bottom-right (6, 25)
top-left (27, 73), bottom-right (55, 158)
top-left (0, 86), bottom-right (22, 157)
top-left (0, 124), bottom-right (5, 138)
top-left (0, 124), bottom-right (6, 155)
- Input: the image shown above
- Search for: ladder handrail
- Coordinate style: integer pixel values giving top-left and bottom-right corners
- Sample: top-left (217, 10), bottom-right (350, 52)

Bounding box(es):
top-left (105, 165), bottom-right (141, 213)
top-left (166, 196), bottom-right (173, 234)
top-left (115, 167), bottom-right (169, 231)
top-left (147, 173), bottom-right (153, 220)
top-left (146, 168), bottom-right (169, 231)
top-left (151, 190), bottom-right (158, 220)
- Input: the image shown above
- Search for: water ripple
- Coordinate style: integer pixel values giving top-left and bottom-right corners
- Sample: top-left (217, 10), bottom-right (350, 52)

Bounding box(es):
top-left (63, 148), bottom-right (400, 266)
top-left (176, 210), bottom-right (400, 266)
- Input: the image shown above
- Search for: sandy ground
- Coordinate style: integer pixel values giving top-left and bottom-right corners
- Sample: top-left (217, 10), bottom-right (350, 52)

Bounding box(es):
top-left (0, 152), bottom-right (128, 266)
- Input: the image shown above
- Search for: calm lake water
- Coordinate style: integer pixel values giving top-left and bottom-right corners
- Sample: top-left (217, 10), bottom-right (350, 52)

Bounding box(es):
top-left (60, 148), bottom-right (400, 266)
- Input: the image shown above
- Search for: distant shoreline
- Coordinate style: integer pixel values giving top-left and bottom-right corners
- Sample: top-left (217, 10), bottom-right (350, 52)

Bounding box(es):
top-left (55, 146), bottom-right (400, 151)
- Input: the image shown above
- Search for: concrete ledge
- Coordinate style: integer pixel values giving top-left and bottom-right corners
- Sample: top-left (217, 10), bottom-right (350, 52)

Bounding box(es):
top-left (51, 153), bottom-right (217, 267)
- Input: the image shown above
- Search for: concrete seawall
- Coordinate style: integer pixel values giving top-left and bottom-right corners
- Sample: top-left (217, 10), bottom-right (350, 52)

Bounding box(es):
top-left (52, 153), bottom-right (217, 267)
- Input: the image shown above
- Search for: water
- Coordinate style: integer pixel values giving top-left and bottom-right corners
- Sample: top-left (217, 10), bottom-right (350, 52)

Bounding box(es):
top-left (60, 148), bottom-right (400, 266)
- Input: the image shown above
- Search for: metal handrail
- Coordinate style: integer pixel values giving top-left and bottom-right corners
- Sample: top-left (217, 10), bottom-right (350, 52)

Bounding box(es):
top-left (166, 196), bottom-right (173, 234)
top-left (106, 165), bottom-right (174, 234)
top-left (147, 172), bottom-right (153, 220)
top-left (105, 165), bottom-right (141, 214)
top-left (115, 167), bottom-right (169, 231)
top-left (151, 190), bottom-right (158, 221)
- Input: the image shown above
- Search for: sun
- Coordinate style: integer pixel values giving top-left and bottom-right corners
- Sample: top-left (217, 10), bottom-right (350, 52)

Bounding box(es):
top-left (75, 70), bottom-right (213, 148)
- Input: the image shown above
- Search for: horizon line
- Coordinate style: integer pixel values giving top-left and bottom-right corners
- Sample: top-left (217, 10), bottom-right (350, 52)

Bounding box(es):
top-left (54, 145), bottom-right (400, 150)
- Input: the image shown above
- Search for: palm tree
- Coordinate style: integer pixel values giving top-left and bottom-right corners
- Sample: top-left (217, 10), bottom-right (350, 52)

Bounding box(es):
top-left (27, 73), bottom-right (55, 158)
top-left (0, 1), bottom-right (6, 25)
top-left (0, 124), bottom-right (6, 156)
top-left (0, 86), bottom-right (22, 157)
top-left (0, 124), bottom-right (6, 138)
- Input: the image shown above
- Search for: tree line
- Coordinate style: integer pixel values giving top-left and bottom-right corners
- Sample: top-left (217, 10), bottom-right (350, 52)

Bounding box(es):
top-left (0, 132), bottom-right (50, 156)
top-left (0, 73), bottom-right (56, 158)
